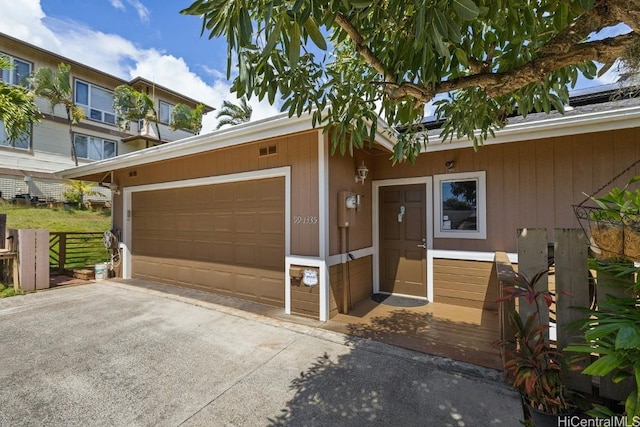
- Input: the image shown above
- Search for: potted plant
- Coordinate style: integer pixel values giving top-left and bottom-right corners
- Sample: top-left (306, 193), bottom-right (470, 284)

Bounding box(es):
top-left (498, 269), bottom-right (575, 426)
top-left (587, 176), bottom-right (640, 262)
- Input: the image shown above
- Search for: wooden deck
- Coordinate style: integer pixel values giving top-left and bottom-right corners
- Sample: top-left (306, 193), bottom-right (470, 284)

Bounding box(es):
top-left (324, 297), bottom-right (503, 370)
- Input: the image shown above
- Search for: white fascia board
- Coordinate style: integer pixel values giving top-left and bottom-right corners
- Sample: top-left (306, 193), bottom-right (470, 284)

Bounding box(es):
top-left (57, 109), bottom-right (399, 179)
top-left (422, 106), bottom-right (640, 153)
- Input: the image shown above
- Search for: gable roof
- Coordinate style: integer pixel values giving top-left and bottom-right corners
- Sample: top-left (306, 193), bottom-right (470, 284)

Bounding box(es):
top-left (58, 110), bottom-right (397, 180)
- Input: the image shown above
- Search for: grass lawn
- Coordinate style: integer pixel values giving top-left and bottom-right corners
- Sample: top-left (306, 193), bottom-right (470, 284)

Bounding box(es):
top-left (0, 202), bottom-right (111, 232)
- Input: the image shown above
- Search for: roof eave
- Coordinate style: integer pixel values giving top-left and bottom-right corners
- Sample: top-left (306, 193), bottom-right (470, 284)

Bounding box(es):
top-left (421, 106), bottom-right (640, 152)
top-left (58, 110), bottom-right (399, 180)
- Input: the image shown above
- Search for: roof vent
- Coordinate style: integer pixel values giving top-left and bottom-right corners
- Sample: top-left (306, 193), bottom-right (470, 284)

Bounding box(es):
top-left (259, 145), bottom-right (277, 156)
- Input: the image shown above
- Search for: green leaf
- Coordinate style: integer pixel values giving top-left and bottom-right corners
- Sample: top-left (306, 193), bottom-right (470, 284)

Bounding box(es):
top-left (350, 0), bottom-right (372, 9)
top-left (433, 10), bottom-right (449, 39)
top-left (452, 0), bottom-right (479, 20)
top-left (239, 7), bottom-right (253, 45)
top-left (579, 0), bottom-right (595, 11)
top-left (554, 3), bottom-right (569, 32)
top-left (288, 23), bottom-right (301, 67)
top-left (626, 390), bottom-right (640, 419)
top-left (616, 325), bottom-right (640, 349)
top-left (303, 17), bottom-right (327, 50)
top-left (454, 48), bottom-right (468, 67)
top-left (583, 354), bottom-right (621, 377)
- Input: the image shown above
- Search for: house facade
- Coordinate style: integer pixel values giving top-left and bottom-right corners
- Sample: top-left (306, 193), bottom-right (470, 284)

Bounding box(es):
top-left (60, 89), bottom-right (640, 322)
top-left (0, 32), bottom-right (212, 202)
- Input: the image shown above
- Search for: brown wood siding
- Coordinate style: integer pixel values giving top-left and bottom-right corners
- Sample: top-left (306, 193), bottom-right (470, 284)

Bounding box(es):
top-left (114, 130), bottom-right (320, 256)
top-left (372, 128), bottom-right (640, 252)
top-left (328, 255), bottom-right (373, 318)
top-left (290, 276), bottom-right (320, 319)
top-left (433, 259), bottom-right (496, 310)
top-left (131, 177), bottom-right (285, 306)
top-left (328, 150), bottom-right (374, 255)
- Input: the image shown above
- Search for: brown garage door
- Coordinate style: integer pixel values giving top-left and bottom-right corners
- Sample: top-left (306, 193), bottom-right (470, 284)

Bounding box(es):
top-left (131, 177), bottom-right (285, 307)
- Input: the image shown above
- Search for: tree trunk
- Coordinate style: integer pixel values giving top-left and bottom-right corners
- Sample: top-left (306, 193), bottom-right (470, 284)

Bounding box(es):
top-left (67, 110), bottom-right (78, 166)
top-left (155, 121), bottom-right (162, 144)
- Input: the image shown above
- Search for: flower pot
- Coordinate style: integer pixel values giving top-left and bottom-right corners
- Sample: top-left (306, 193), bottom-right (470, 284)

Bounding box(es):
top-left (623, 224), bottom-right (640, 262)
top-left (527, 403), bottom-right (573, 427)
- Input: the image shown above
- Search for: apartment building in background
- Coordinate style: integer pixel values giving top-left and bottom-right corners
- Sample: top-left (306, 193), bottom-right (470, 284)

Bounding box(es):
top-left (0, 32), bottom-right (213, 203)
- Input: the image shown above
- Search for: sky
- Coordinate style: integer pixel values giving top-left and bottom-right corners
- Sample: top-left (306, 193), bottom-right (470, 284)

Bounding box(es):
top-left (0, 0), bottom-right (281, 133)
top-left (0, 0), bottom-right (627, 132)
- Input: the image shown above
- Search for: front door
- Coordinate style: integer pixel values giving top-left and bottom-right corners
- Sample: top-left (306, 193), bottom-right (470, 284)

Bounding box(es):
top-left (379, 184), bottom-right (427, 297)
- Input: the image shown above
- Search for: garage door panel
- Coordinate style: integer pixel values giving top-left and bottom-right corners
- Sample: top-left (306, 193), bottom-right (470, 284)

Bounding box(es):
top-left (192, 213), bottom-right (213, 231)
top-left (213, 214), bottom-right (233, 232)
top-left (261, 211), bottom-right (284, 234)
top-left (260, 246), bottom-right (284, 269)
top-left (192, 241), bottom-right (213, 261)
top-left (235, 243), bottom-right (256, 265)
top-left (236, 181), bottom-right (258, 201)
top-left (131, 177), bottom-right (286, 308)
top-left (176, 265), bottom-right (194, 285)
top-left (213, 241), bottom-right (235, 263)
top-left (214, 184), bottom-right (234, 203)
top-left (234, 213), bottom-right (257, 233)
top-left (260, 179), bottom-right (284, 202)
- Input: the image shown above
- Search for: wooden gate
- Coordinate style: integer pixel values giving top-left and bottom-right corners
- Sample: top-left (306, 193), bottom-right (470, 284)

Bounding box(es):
top-left (497, 228), bottom-right (635, 402)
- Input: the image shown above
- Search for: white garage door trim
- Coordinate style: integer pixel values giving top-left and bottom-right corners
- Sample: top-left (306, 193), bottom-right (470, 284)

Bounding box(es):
top-left (121, 167), bottom-right (291, 309)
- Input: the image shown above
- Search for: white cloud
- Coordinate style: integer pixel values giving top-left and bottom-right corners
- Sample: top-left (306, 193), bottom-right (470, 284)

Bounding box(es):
top-left (0, 0), bottom-right (280, 133)
top-left (128, 51), bottom-right (280, 132)
top-left (128, 0), bottom-right (150, 23)
top-left (108, 0), bottom-right (149, 22)
top-left (108, 0), bottom-right (125, 11)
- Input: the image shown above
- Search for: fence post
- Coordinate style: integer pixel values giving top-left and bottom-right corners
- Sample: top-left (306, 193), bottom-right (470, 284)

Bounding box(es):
top-left (495, 251), bottom-right (516, 371)
top-left (0, 214), bottom-right (6, 249)
top-left (35, 229), bottom-right (49, 290)
top-left (517, 228), bottom-right (549, 336)
top-left (11, 229), bottom-right (50, 291)
top-left (16, 230), bottom-right (36, 291)
top-left (58, 233), bottom-right (66, 274)
top-left (555, 228), bottom-right (592, 394)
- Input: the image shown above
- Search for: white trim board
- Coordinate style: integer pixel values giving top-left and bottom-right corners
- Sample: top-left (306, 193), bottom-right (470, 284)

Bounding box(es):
top-left (372, 177), bottom-right (434, 301)
top-left (429, 249), bottom-right (518, 264)
top-left (121, 166), bottom-right (292, 308)
top-left (318, 131), bottom-right (330, 321)
top-left (327, 246), bottom-right (375, 267)
top-left (285, 255), bottom-right (329, 321)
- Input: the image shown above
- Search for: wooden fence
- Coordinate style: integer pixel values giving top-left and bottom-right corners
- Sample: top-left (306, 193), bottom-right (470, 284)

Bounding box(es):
top-left (3, 228), bottom-right (49, 291)
top-left (498, 228), bottom-right (635, 402)
top-left (49, 232), bottom-right (109, 274)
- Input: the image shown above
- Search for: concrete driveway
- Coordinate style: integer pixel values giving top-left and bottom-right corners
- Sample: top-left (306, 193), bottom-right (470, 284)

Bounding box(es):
top-left (0, 282), bottom-right (522, 426)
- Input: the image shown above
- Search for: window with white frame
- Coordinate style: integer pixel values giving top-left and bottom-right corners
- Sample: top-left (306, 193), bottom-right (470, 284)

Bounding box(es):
top-left (434, 171), bottom-right (486, 239)
top-left (0, 54), bottom-right (32, 86)
top-left (0, 120), bottom-right (30, 150)
top-left (74, 80), bottom-right (117, 125)
top-left (74, 134), bottom-right (116, 161)
top-left (158, 100), bottom-right (173, 124)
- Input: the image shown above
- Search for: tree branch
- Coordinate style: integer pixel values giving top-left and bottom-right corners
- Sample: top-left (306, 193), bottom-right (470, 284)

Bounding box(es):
top-left (447, 33), bottom-right (638, 99)
top-left (334, 13), bottom-right (395, 84)
top-left (377, 33), bottom-right (638, 103)
top-left (334, 0), bottom-right (638, 106)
